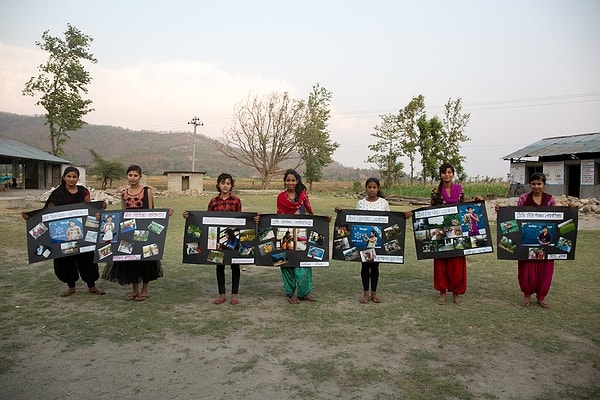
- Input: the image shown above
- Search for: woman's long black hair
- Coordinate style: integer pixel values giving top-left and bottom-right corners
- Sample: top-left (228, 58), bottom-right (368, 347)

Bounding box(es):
top-left (283, 169), bottom-right (306, 202)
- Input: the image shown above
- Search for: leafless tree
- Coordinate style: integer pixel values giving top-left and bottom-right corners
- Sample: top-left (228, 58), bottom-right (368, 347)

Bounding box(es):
top-left (216, 92), bottom-right (306, 189)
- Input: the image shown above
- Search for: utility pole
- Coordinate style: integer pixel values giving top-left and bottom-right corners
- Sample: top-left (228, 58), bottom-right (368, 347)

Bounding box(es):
top-left (188, 116), bottom-right (203, 172)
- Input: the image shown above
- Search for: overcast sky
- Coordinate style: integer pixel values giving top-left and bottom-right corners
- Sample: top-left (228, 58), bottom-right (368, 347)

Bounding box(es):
top-left (1, 0), bottom-right (599, 179)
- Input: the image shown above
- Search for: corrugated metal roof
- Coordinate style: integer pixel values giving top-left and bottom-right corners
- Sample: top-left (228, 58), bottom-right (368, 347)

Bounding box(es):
top-left (0, 138), bottom-right (70, 163)
top-left (502, 132), bottom-right (600, 159)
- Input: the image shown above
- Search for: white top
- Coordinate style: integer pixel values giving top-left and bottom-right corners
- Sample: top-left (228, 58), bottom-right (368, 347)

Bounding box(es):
top-left (356, 197), bottom-right (390, 211)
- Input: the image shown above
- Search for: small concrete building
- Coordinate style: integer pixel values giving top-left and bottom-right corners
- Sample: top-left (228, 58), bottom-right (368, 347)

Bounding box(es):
top-left (0, 138), bottom-right (74, 189)
top-left (163, 171), bottom-right (206, 192)
top-left (502, 132), bottom-right (600, 198)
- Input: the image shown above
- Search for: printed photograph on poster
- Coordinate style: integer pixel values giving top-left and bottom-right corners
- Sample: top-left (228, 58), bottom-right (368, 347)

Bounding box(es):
top-left (49, 218), bottom-right (84, 243)
top-left (93, 209), bottom-right (170, 263)
top-left (496, 206), bottom-right (578, 260)
top-left (100, 214), bottom-right (119, 243)
top-left (332, 209), bottom-right (406, 264)
top-left (181, 211), bottom-right (257, 266)
top-left (23, 202), bottom-right (104, 264)
top-left (255, 214), bottom-right (330, 267)
top-left (411, 201), bottom-right (493, 260)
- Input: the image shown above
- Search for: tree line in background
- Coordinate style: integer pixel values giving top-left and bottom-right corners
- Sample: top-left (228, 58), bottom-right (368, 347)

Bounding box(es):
top-left (368, 95), bottom-right (471, 188)
top-left (22, 24), bottom-right (469, 190)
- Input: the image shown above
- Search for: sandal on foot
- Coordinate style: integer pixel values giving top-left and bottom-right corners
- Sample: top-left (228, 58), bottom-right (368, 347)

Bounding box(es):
top-left (520, 297), bottom-right (530, 307)
top-left (437, 295), bottom-right (446, 305)
top-left (453, 293), bottom-right (463, 305)
top-left (287, 295), bottom-right (299, 304)
top-left (371, 296), bottom-right (381, 303)
top-left (537, 300), bottom-right (550, 308)
top-left (61, 288), bottom-right (76, 297)
top-left (230, 297), bottom-right (240, 305)
top-left (124, 294), bottom-right (138, 301)
top-left (299, 294), bottom-right (316, 302)
top-left (135, 294), bottom-right (148, 302)
top-left (214, 296), bottom-right (227, 305)
top-left (89, 287), bottom-right (106, 295)
top-left (360, 295), bottom-right (369, 304)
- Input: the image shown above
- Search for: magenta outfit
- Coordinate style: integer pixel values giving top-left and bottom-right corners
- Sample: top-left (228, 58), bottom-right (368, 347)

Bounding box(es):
top-left (516, 191), bottom-right (556, 301)
top-left (431, 183), bottom-right (467, 296)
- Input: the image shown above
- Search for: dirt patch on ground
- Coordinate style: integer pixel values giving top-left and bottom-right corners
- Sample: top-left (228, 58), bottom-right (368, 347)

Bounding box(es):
top-left (1, 321), bottom-right (598, 400)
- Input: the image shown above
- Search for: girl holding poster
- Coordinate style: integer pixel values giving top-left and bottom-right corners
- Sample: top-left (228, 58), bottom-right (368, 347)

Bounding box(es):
top-left (276, 169), bottom-right (316, 304)
top-left (495, 172), bottom-right (556, 308)
top-left (23, 166), bottom-right (105, 297)
top-left (183, 173), bottom-right (243, 305)
top-left (111, 165), bottom-right (171, 302)
top-left (430, 163), bottom-right (475, 305)
top-left (335, 177), bottom-right (390, 304)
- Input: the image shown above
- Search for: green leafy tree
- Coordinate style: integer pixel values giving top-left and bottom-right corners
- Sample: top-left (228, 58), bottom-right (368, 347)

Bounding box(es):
top-left (297, 84), bottom-right (339, 190)
top-left (442, 97), bottom-right (471, 180)
top-left (417, 115), bottom-right (444, 183)
top-left (22, 24), bottom-right (96, 156)
top-left (367, 113), bottom-right (404, 188)
top-left (88, 149), bottom-right (125, 189)
top-left (397, 95), bottom-right (425, 184)
top-left (216, 92), bottom-right (306, 189)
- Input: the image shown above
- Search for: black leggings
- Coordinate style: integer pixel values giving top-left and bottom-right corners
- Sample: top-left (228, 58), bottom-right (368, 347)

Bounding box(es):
top-left (53, 252), bottom-right (99, 288)
top-left (216, 264), bottom-right (240, 295)
top-left (361, 262), bottom-right (379, 292)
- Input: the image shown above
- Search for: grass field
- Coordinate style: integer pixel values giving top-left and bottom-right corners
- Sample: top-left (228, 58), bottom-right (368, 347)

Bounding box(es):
top-left (0, 192), bottom-right (598, 399)
top-left (88, 176), bottom-right (510, 199)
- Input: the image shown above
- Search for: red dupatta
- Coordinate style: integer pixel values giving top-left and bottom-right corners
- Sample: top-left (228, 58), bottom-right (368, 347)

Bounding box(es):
top-left (277, 190), bottom-right (313, 215)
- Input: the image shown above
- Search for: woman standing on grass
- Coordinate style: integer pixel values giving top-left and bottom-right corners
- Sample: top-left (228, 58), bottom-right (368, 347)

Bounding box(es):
top-left (335, 177), bottom-right (390, 304)
top-left (495, 172), bottom-right (556, 308)
top-left (430, 163), bottom-right (479, 305)
top-left (276, 169), bottom-right (317, 304)
top-left (23, 166), bottom-right (106, 297)
top-left (183, 173), bottom-right (243, 305)
top-left (107, 165), bottom-right (171, 301)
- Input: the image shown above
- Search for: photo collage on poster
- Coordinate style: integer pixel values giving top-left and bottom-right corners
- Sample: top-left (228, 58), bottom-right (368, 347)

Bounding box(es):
top-left (94, 209), bottom-right (170, 263)
top-left (411, 201), bottom-right (493, 260)
top-left (181, 211), bottom-right (257, 265)
top-left (332, 209), bottom-right (406, 264)
top-left (24, 201), bottom-right (104, 264)
top-left (255, 214), bottom-right (330, 267)
top-left (496, 206), bottom-right (578, 260)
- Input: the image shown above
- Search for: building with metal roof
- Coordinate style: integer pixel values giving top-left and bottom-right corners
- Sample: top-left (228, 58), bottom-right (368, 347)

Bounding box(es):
top-left (502, 132), bottom-right (600, 198)
top-left (0, 138), bottom-right (72, 189)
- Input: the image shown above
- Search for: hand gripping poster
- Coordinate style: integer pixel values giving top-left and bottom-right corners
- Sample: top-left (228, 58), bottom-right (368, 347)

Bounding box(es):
top-left (94, 209), bottom-right (170, 263)
top-left (24, 201), bottom-right (104, 264)
top-left (332, 210), bottom-right (406, 264)
top-left (496, 206), bottom-right (578, 260)
top-left (255, 214), bottom-right (330, 267)
top-left (182, 211), bottom-right (257, 265)
top-left (412, 201), bottom-right (493, 260)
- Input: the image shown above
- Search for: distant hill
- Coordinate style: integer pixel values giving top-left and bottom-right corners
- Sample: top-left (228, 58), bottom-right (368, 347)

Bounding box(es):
top-left (0, 111), bottom-right (376, 181)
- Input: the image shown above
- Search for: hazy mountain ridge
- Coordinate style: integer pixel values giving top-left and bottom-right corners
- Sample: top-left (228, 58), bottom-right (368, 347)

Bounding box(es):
top-left (0, 111), bottom-right (375, 180)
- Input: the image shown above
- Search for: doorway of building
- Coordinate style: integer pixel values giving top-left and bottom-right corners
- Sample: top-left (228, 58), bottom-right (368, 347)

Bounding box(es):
top-left (567, 164), bottom-right (580, 197)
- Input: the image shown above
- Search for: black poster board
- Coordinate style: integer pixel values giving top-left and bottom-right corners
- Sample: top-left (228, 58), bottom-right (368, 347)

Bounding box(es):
top-left (255, 214), bottom-right (330, 267)
top-left (93, 209), bottom-right (170, 263)
top-left (412, 200), bottom-right (494, 260)
top-left (332, 210), bottom-right (406, 264)
top-left (182, 211), bottom-right (257, 265)
top-left (496, 206), bottom-right (578, 260)
top-left (24, 201), bottom-right (104, 264)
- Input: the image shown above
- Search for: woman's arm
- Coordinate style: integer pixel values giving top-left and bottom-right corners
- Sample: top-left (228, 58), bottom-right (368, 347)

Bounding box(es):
top-left (146, 188), bottom-right (154, 209)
